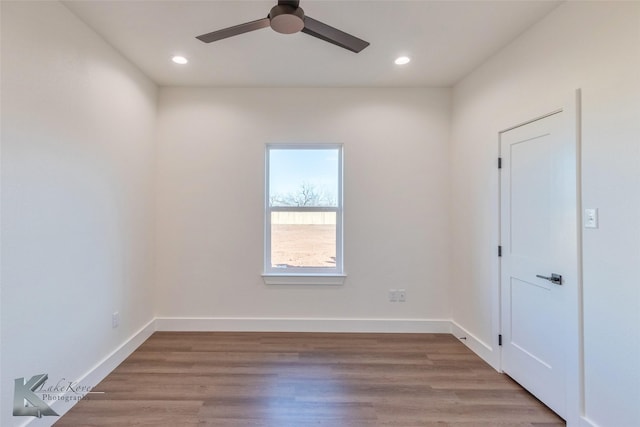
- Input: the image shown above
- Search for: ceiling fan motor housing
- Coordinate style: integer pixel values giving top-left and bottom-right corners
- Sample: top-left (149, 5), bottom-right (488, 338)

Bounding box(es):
top-left (269, 5), bottom-right (305, 34)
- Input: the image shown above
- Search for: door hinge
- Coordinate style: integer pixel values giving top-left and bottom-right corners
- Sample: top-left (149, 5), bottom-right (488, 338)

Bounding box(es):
top-left (498, 246), bottom-right (502, 257)
top-left (498, 157), bottom-right (502, 169)
top-left (498, 334), bottom-right (503, 346)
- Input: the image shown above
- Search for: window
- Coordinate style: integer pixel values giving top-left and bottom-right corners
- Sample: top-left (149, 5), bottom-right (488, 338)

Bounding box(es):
top-left (264, 144), bottom-right (344, 283)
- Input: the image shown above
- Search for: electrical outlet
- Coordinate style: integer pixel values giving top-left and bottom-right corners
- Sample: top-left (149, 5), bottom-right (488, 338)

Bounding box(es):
top-left (112, 311), bottom-right (120, 328)
top-left (389, 289), bottom-right (398, 302)
top-left (398, 289), bottom-right (406, 302)
top-left (584, 208), bottom-right (598, 228)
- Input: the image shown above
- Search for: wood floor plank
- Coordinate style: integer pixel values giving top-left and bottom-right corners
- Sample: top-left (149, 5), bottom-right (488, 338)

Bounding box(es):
top-left (55, 332), bottom-right (565, 426)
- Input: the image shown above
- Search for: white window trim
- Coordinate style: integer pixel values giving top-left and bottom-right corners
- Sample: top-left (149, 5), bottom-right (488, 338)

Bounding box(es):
top-left (261, 274), bottom-right (346, 286)
top-left (263, 143), bottom-right (345, 285)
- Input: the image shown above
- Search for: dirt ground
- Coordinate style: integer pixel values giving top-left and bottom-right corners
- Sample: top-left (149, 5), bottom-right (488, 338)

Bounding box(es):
top-left (271, 224), bottom-right (336, 268)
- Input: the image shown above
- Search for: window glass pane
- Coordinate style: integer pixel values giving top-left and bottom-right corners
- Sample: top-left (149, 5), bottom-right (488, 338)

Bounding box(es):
top-left (271, 211), bottom-right (336, 269)
top-left (269, 149), bottom-right (339, 207)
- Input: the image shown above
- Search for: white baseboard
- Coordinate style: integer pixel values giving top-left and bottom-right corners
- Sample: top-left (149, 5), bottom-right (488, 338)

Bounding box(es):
top-left (450, 321), bottom-right (496, 369)
top-left (579, 416), bottom-right (599, 427)
top-left (23, 319), bottom-right (156, 427)
top-left (155, 317), bottom-right (452, 334)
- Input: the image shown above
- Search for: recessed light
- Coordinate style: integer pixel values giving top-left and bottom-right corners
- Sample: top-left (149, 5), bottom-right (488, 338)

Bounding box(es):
top-left (172, 55), bottom-right (188, 65)
top-left (395, 56), bottom-right (411, 65)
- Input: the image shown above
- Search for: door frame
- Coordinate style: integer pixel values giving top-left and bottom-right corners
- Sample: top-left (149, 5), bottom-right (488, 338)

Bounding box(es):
top-left (495, 90), bottom-right (583, 425)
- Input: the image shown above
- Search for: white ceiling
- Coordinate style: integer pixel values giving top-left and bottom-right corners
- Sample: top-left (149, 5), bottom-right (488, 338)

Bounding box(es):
top-left (63, 0), bottom-right (561, 87)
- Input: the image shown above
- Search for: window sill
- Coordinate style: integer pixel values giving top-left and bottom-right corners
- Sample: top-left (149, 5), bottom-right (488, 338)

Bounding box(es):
top-left (261, 274), bottom-right (346, 286)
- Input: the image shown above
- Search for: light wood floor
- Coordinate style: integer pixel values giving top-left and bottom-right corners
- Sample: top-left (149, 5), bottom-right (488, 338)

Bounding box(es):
top-left (55, 332), bottom-right (564, 426)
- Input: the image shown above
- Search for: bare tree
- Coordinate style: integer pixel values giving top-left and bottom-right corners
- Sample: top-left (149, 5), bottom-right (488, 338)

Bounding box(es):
top-left (270, 182), bottom-right (335, 207)
top-left (296, 182), bottom-right (319, 206)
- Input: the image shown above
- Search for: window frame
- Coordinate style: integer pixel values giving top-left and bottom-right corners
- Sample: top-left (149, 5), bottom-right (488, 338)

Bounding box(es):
top-left (263, 143), bottom-right (345, 284)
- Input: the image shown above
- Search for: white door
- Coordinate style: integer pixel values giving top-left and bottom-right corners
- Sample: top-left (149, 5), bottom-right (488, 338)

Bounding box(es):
top-left (500, 110), bottom-right (577, 419)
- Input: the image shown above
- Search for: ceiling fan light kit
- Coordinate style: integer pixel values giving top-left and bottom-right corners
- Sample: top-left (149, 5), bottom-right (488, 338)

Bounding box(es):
top-left (269, 5), bottom-right (305, 34)
top-left (196, 0), bottom-right (370, 53)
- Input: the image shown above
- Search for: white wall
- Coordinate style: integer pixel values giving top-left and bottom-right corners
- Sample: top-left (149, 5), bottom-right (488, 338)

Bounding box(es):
top-left (450, 2), bottom-right (640, 426)
top-left (1, 2), bottom-right (157, 426)
top-left (155, 88), bottom-right (451, 324)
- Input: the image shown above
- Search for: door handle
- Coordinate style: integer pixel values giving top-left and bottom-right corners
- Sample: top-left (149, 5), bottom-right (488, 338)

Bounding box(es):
top-left (536, 273), bottom-right (563, 285)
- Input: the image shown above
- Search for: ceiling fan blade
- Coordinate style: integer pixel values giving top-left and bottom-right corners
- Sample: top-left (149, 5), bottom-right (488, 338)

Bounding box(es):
top-left (301, 16), bottom-right (369, 53)
top-left (278, 0), bottom-right (300, 7)
top-left (196, 17), bottom-right (271, 43)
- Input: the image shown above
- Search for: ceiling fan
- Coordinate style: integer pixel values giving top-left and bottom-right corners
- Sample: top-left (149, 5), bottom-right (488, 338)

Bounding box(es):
top-left (196, 0), bottom-right (370, 53)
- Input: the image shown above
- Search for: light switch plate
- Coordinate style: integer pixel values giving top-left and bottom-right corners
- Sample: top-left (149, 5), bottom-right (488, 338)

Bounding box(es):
top-left (584, 208), bottom-right (598, 229)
